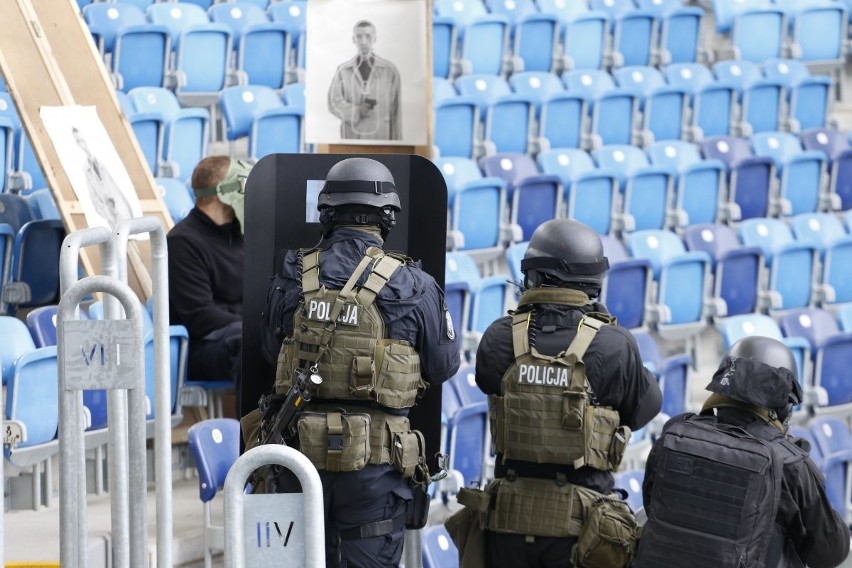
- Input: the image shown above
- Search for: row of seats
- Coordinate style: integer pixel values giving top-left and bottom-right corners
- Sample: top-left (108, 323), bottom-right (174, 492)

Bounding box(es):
top-left (433, 59), bottom-right (834, 160)
top-left (433, 0), bottom-right (707, 79)
top-left (81, 1), bottom-right (306, 98)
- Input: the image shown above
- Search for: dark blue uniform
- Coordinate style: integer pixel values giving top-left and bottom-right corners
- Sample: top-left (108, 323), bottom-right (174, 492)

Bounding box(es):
top-left (267, 226), bottom-right (460, 568)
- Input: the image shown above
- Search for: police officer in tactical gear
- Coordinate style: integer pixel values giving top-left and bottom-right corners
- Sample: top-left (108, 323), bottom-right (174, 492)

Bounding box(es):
top-left (637, 336), bottom-right (850, 568)
top-left (450, 219), bottom-right (662, 567)
top-left (261, 157), bottom-right (460, 568)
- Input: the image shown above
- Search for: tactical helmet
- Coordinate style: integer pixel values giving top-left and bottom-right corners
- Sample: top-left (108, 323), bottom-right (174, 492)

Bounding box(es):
top-left (317, 158), bottom-right (400, 237)
top-left (705, 336), bottom-right (802, 423)
top-left (521, 219), bottom-right (609, 293)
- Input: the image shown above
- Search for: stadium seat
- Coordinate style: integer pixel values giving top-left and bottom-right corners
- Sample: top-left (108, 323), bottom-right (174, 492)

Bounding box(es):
top-left (538, 91), bottom-right (589, 150)
top-left (511, 13), bottom-right (562, 73)
top-left (731, 7), bottom-right (785, 63)
top-left (683, 223), bottom-right (763, 318)
top-left (714, 60), bottom-right (784, 135)
top-left (537, 0), bottom-right (590, 21)
top-left (762, 59), bottom-right (832, 132)
top-left (0, 315), bottom-right (37, 385)
top-left (561, 12), bottom-right (609, 71)
top-left (209, 2), bottom-right (291, 92)
top-left (281, 82), bottom-right (305, 110)
top-left (800, 128), bottom-right (852, 211)
top-left (699, 136), bottom-right (775, 220)
top-left (588, 0), bottom-right (635, 19)
top-left (126, 109), bottom-right (164, 175)
top-left (156, 177), bottom-right (195, 223)
top-left (6, 219), bottom-right (65, 315)
top-left (128, 87), bottom-right (210, 181)
top-left (625, 229), bottom-right (712, 337)
top-left (710, 0), bottom-right (774, 33)
top-left (266, 0), bottom-right (307, 81)
top-left (807, 416), bottom-right (852, 522)
top-left (445, 251), bottom-right (509, 338)
top-left (663, 64), bottom-right (737, 142)
top-left (613, 66), bottom-right (688, 144)
top-left (187, 418), bottom-right (241, 568)
top-left (455, 74), bottom-right (513, 122)
top-left (644, 4), bottom-right (706, 65)
top-left (422, 525), bottom-right (459, 568)
top-left (632, 329), bottom-right (692, 417)
top-left (600, 235), bottom-right (654, 330)
top-left (433, 17), bottom-right (458, 79)
top-left (718, 313), bottom-right (810, 383)
top-left (434, 97), bottom-right (480, 159)
top-left (218, 85), bottom-right (301, 156)
top-left (459, 15), bottom-right (511, 75)
top-left (0, 94), bottom-right (42, 192)
top-left (739, 217), bottom-right (818, 312)
top-left (561, 68), bottom-right (616, 99)
top-left (437, 157), bottom-right (509, 254)
top-left (562, 71), bottom-right (637, 147)
top-left (483, 94), bottom-right (536, 154)
top-left (537, 148), bottom-right (621, 235)
top-left (837, 304), bottom-right (852, 332)
top-left (594, 145), bottom-right (675, 231)
top-left (611, 10), bottom-right (659, 68)
top-left (24, 189), bottom-right (60, 221)
top-left (752, 131), bottom-right (830, 215)
top-left (508, 71), bottom-right (564, 113)
top-left (479, 153), bottom-right (562, 241)
top-left (784, 3), bottom-right (846, 71)
top-left (435, 0), bottom-right (488, 25)
top-left (646, 141), bottom-right (727, 226)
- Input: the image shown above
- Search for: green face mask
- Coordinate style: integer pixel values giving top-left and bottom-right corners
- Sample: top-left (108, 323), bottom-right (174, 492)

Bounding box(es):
top-left (195, 159), bottom-right (253, 233)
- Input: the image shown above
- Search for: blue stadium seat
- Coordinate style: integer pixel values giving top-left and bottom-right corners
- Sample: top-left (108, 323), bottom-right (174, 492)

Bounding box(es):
top-left (445, 251), bottom-right (510, 338)
top-left (785, 3), bottom-right (846, 69)
top-left (459, 15), bottom-right (511, 75)
top-left (647, 4), bottom-right (705, 64)
top-left (699, 136), bottom-right (775, 220)
top-left (156, 177), bottom-right (195, 223)
top-left (807, 416), bottom-right (852, 522)
top-left (433, 17), bottom-right (458, 79)
top-left (752, 131), bottom-right (829, 215)
top-left (128, 87), bottom-right (210, 181)
top-left (626, 229), bottom-right (711, 336)
top-left (589, 0), bottom-right (636, 20)
top-left (84, 4), bottom-right (171, 91)
top-left (718, 313), bottom-right (810, 382)
top-left (537, 0), bottom-right (590, 21)
top-left (483, 94), bottom-right (536, 154)
top-left (0, 95), bottom-right (41, 191)
top-left (422, 525), bottom-right (459, 568)
top-left (455, 74), bottom-right (513, 122)
top-left (600, 235), bottom-right (654, 330)
top-left (480, 153), bottom-right (562, 241)
top-left (594, 145), bottom-right (675, 231)
top-left (0, 315), bottom-right (37, 386)
top-left (435, 0), bottom-right (489, 25)
top-left (146, 2), bottom-right (210, 45)
top-left (562, 12), bottom-right (609, 71)
top-left (714, 60), bottom-right (784, 135)
top-left (731, 7), bottom-right (785, 62)
top-left (26, 304), bottom-right (87, 348)
top-left (266, 0), bottom-right (307, 80)
top-left (646, 141), bottom-right (727, 226)
top-left (663, 64), bottom-right (737, 141)
top-left (251, 106), bottom-right (303, 158)
top-left (814, 128), bottom-right (852, 210)
top-left (512, 13), bottom-right (562, 73)
top-left (739, 217), bottom-right (818, 312)
top-left (762, 59), bottom-right (832, 132)
top-left (632, 329), bottom-right (692, 417)
top-left (187, 418), bottom-right (241, 567)
top-left (505, 240), bottom-right (528, 284)
top-left (838, 303), bottom-right (852, 332)
top-left (682, 223), bottom-right (763, 317)
top-left (789, 213), bottom-right (852, 307)
top-left (7, 219), bottom-right (65, 315)
top-left (434, 97), bottom-right (480, 159)
top-left (614, 66), bottom-right (688, 144)
top-left (508, 71), bottom-right (564, 113)
top-left (210, 3), bottom-right (291, 92)
top-left (24, 189), bottom-right (60, 221)
top-left (562, 68), bottom-right (616, 99)
top-left (711, 0), bottom-right (773, 33)
top-left (281, 82), bottom-right (305, 110)
top-left (538, 91), bottom-right (590, 150)
top-left (613, 469), bottom-right (645, 513)
top-left (611, 9), bottom-right (659, 68)
top-left (436, 157), bottom-right (508, 253)
top-left (537, 148), bottom-right (621, 235)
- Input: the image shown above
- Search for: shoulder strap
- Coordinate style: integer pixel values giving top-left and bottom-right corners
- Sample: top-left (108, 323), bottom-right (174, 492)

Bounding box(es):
top-left (511, 310), bottom-right (532, 359)
top-left (701, 393), bottom-right (786, 433)
top-left (354, 246), bottom-right (402, 308)
top-left (517, 287), bottom-right (590, 309)
top-left (300, 249), bottom-right (322, 294)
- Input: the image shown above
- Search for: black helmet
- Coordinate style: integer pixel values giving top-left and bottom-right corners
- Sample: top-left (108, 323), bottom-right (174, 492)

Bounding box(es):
top-left (705, 336), bottom-right (802, 422)
top-left (521, 219), bottom-right (609, 294)
top-left (317, 158), bottom-right (400, 238)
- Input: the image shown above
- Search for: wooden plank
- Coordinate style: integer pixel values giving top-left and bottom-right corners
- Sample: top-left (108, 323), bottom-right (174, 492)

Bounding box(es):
top-left (0, 0), bottom-right (175, 299)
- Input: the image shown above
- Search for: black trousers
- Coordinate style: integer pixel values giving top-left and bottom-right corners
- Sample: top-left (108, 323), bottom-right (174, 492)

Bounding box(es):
top-left (320, 465), bottom-right (411, 568)
top-left (485, 531), bottom-right (578, 568)
top-left (187, 321), bottom-right (242, 411)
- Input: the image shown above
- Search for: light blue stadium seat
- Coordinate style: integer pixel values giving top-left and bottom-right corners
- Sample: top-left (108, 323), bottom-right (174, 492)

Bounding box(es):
top-left (537, 0), bottom-right (590, 22)
top-left (682, 223), bottom-right (763, 318)
top-left (739, 217), bottom-right (818, 312)
top-left (127, 110), bottom-right (164, 175)
top-left (436, 157), bottom-right (508, 253)
top-left (433, 77), bottom-right (458, 106)
top-left (731, 7), bottom-right (785, 62)
top-left (128, 87), bottom-right (210, 181)
top-left (422, 525), bottom-right (459, 568)
top-left (483, 94), bottom-right (535, 154)
top-left (0, 315), bottom-right (37, 386)
top-left (539, 92), bottom-right (590, 150)
top-left (0, 98), bottom-right (44, 191)
top-left (612, 10), bottom-right (659, 68)
top-left (83, 3), bottom-right (147, 53)
top-left (613, 469), bottom-right (645, 513)
top-left (589, 0), bottom-right (636, 20)
top-left (808, 416), bottom-right (852, 522)
top-left (24, 188), bottom-right (60, 221)
top-left (508, 71), bottom-right (564, 114)
top-left (188, 418), bottom-right (241, 567)
top-left (837, 304), bottom-right (852, 332)
top-left (646, 140), bottom-right (727, 226)
top-left (251, 106), bottom-right (303, 158)
top-left (752, 131), bottom-right (829, 215)
top-left (210, 3), bottom-right (291, 92)
top-left (600, 235), bottom-right (654, 330)
top-left (700, 136), bottom-right (775, 220)
top-left (666, 65), bottom-right (737, 141)
top-left (146, 2), bottom-right (210, 44)
top-left (718, 313), bottom-right (810, 382)
top-left (714, 60), bottom-right (784, 135)
top-left (459, 15), bottom-right (511, 75)
top-left (155, 177), bottom-right (195, 222)
top-left (219, 84), bottom-right (282, 141)
top-left (614, 66), bottom-right (688, 144)
top-left (789, 212), bottom-right (852, 307)
top-left (664, 62), bottom-right (715, 92)
top-left (632, 329), bottom-right (692, 417)
top-left (480, 153), bottom-right (562, 241)
top-left (537, 148), bottom-right (620, 235)
top-left (786, 3), bottom-right (846, 68)
top-left (711, 0), bottom-right (773, 33)
top-left (281, 82), bottom-right (305, 110)
top-left (640, 3), bottom-right (705, 64)
top-left (594, 145), bottom-right (674, 231)
top-left (455, 73), bottom-right (512, 117)
top-left (762, 59), bottom-right (832, 132)
top-left (435, 0), bottom-right (489, 26)
top-left (486, 0), bottom-right (537, 23)
top-left (802, 129), bottom-right (852, 211)
top-left (446, 251), bottom-right (509, 349)
top-left (433, 17), bottom-right (458, 79)
top-left (266, 0), bottom-right (307, 80)
top-left (435, 97), bottom-right (480, 159)
top-left (562, 12), bottom-right (609, 71)
top-left (512, 13), bottom-right (562, 73)
top-left (625, 229), bottom-right (711, 335)
top-left (562, 68), bottom-right (616, 98)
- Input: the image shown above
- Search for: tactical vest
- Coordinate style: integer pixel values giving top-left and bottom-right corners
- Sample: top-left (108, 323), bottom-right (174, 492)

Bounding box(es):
top-left (489, 287), bottom-right (630, 471)
top-left (275, 246), bottom-right (424, 408)
top-left (635, 409), bottom-right (793, 568)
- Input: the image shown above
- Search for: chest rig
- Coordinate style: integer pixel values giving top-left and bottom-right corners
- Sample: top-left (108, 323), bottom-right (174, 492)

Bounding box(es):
top-left (274, 246), bottom-right (427, 475)
top-left (489, 287), bottom-right (631, 471)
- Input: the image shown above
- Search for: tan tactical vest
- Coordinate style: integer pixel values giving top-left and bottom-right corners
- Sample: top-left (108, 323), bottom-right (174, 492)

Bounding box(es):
top-left (489, 287), bottom-right (631, 471)
top-left (275, 246), bottom-right (425, 409)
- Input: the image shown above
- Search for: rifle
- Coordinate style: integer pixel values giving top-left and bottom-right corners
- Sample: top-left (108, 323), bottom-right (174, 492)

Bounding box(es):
top-left (259, 370), bottom-right (323, 447)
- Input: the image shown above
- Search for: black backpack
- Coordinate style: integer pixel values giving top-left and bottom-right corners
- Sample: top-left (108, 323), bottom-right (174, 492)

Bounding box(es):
top-left (636, 414), bottom-right (786, 568)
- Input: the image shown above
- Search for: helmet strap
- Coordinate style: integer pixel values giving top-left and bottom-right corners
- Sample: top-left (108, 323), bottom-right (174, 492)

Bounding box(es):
top-left (319, 206), bottom-right (396, 238)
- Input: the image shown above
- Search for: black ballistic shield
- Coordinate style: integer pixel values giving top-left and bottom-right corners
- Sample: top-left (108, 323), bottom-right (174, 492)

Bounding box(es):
top-left (241, 153), bottom-right (449, 463)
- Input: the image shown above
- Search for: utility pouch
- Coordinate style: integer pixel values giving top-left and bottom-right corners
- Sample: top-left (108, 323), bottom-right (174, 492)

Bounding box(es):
top-left (487, 477), bottom-right (582, 538)
top-left (297, 411), bottom-right (371, 472)
top-left (387, 423), bottom-right (426, 478)
top-left (608, 425), bottom-right (632, 470)
top-left (445, 506), bottom-right (487, 568)
top-left (373, 339), bottom-right (424, 409)
top-left (457, 486), bottom-right (492, 513)
top-left (405, 482), bottom-right (430, 530)
top-left (562, 388), bottom-right (586, 430)
top-left (584, 405), bottom-right (628, 470)
top-left (572, 494), bottom-right (639, 568)
top-left (350, 355), bottom-right (375, 399)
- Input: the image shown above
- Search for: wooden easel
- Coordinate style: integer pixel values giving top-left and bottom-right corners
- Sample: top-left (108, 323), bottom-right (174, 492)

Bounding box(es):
top-left (0, 0), bottom-right (174, 299)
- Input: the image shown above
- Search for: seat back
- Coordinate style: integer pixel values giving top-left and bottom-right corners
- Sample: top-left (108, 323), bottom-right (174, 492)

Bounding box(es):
top-left (779, 308), bottom-right (839, 354)
top-left (562, 69), bottom-right (615, 99)
top-left (731, 8), bottom-right (785, 63)
top-left (563, 12), bottom-right (609, 70)
top-left (422, 525), bottom-right (459, 568)
top-left (664, 63), bottom-right (714, 92)
top-left (800, 128), bottom-right (848, 159)
top-left (219, 85), bottom-right (283, 141)
top-left (208, 2), bottom-right (269, 37)
top-left (479, 153), bottom-right (539, 186)
top-left (128, 86), bottom-right (183, 119)
top-left (509, 71), bottom-right (564, 108)
top-left (808, 416), bottom-right (852, 517)
top-left (147, 2), bottom-right (210, 46)
top-left (5, 346), bottom-right (59, 450)
top-left (789, 212), bottom-right (847, 255)
top-left (187, 418), bottom-right (241, 502)
top-left (156, 177), bottom-right (195, 222)
top-left (83, 3), bottom-right (147, 52)
top-left (0, 315), bottom-right (37, 385)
